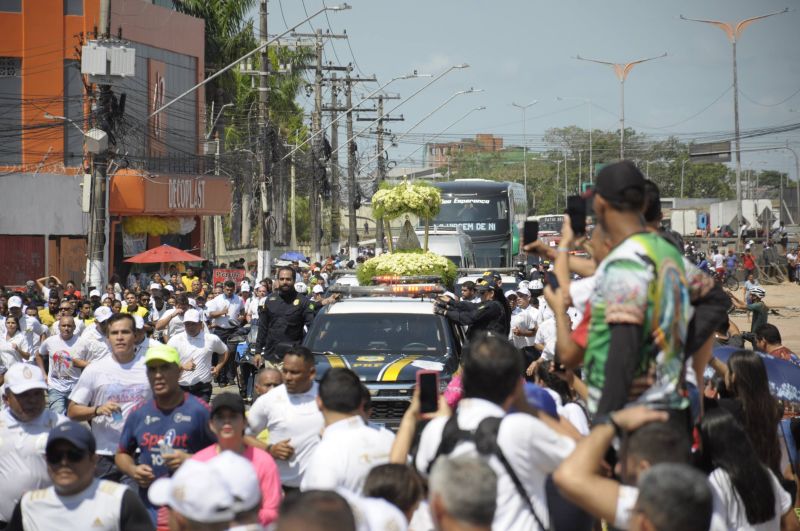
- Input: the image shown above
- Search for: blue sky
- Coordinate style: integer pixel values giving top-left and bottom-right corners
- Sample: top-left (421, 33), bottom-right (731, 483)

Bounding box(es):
top-left (257, 0), bottom-right (800, 179)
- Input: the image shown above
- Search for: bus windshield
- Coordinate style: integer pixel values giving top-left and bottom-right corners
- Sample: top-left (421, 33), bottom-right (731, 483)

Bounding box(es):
top-left (536, 216), bottom-right (563, 233)
top-left (431, 195), bottom-right (509, 233)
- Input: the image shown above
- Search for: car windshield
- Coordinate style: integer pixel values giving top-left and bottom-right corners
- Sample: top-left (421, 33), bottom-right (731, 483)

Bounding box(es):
top-left (306, 313), bottom-right (448, 355)
top-left (537, 216), bottom-right (563, 233)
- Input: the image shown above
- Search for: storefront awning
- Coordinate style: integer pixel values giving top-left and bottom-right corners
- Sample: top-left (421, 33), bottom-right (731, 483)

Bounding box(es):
top-left (109, 169), bottom-right (232, 216)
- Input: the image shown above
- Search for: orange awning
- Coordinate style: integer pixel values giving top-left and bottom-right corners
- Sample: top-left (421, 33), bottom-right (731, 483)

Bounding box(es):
top-left (109, 169), bottom-right (232, 216)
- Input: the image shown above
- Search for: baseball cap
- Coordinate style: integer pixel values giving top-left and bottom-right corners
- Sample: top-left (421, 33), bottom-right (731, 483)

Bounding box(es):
top-left (165, 285), bottom-right (175, 292)
top-left (94, 306), bottom-right (112, 323)
top-left (482, 270), bottom-right (501, 280)
top-left (295, 282), bottom-right (307, 293)
top-left (149, 460), bottom-right (235, 523)
top-left (211, 392), bottom-right (245, 417)
top-left (240, 285), bottom-right (250, 293)
top-left (504, 290), bottom-right (518, 299)
top-left (475, 279), bottom-right (496, 292)
top-left (183, 309), bottom-right (201, 323)
top-left (4, 363), bottom-right (47, 394)
top-left (312, 284), bottom-right (324, 294)
top-left (209, 451), bottom-right (261, 513)
top-left (516, 287), bottom-right (531, 297)
top-left (144, 343), bottom-right (181, 366)
top-left (529, 279), bottom-right (544, 291)
top-left (149, 282), bottom-right (162, 291)
top-left (7, 296), bottom-right (22, 309)
top-left (594, 160), bottom-right (645, 203)
top-left (89, 289), bottom-right (101, 298)
top-left (133, 314), bottom-right (144, 330)
top-left (46, 420), bottom-right (96, 454)
top-left (523, 382), bottom-right (559, 419)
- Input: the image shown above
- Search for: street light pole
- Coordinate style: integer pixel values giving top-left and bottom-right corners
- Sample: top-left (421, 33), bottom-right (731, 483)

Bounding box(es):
top-left (512, 100), bottom-right (538, 211)
top-left (576, 53), bottom-right (666, 159)
top-left (681, 8), bottom-right (789, 238)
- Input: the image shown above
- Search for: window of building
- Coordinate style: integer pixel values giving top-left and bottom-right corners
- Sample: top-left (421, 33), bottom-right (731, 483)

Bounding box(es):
top-left (64, 0), bottom-right (83, 16)
top-left (0, 57), bottom-right (21, 165)
top-left (0, 0), bottom-right (21, 13)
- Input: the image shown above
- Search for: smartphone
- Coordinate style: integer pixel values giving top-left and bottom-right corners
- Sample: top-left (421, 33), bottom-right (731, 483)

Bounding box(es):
top-left (546, 271), bottom-right (560, 291)
top-left (523, 220), bottom-right (539, 246)
top-left (417, 370), bottom-right (440, 414)
top-left (566, 195), bottom-right (587, 236)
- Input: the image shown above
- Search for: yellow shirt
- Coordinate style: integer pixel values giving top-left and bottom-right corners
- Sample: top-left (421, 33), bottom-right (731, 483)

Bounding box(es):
top-left (123, 306), bottom-right (149, 319)
top-left (38, 308), bottom-right (57, 327)
top-left (182, 275), bottom-right (197, 292)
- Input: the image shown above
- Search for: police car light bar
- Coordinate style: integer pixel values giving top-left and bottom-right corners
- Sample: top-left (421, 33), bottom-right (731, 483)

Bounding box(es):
top-left (457, 268), bottom-right (520, 275)
top-left (329, 283), bottom-right (445, 298)
top-left (371, 275), bottom-right (443, 285)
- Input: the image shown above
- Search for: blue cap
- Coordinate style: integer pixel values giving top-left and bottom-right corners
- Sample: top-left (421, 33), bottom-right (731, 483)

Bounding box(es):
top-left (523, 383), bottom-right (559, 419)
top-left (46, 421), bottom-right (96, 454)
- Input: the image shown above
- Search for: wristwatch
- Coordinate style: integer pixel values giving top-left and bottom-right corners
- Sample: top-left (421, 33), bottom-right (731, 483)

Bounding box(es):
top-left (594, 413), bottom-right (623, 438)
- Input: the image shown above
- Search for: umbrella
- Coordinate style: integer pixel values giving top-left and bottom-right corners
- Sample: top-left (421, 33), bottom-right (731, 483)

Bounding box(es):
top-left (275, 259), bottom-right (309, 269)
top-left (124, 244), bottom-right (203, 264)
top-left (704, 346), bottom-right (800, 402)
top-left (280, 251), bottom-right (307, 261)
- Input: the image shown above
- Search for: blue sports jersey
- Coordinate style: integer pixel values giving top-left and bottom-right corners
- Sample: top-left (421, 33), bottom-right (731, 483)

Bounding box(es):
top-left (119, 393), bottom-right (215, 479)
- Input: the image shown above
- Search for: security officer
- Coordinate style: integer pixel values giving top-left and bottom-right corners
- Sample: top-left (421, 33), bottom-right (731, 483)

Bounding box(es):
top-left (484, 270), bottom-right (512, 336)
top-left (255, 266), bottom-right (317, 361)
top-left (434, 278), bottom-right (506, 340)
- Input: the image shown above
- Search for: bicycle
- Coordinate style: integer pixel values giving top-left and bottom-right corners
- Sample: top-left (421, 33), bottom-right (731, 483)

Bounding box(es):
top-left (714, 269), bottom-right (739, 291)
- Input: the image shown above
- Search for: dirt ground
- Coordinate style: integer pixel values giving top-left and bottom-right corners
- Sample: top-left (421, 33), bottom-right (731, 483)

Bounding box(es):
top-left (729, 281), bottom-right (800, 353)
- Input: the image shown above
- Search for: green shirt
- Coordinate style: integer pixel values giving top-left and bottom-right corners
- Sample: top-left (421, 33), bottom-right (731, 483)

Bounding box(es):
top-left (746, 302), bottom-right (768, 333)
top-left (585, 232), bottom-right (691, 413)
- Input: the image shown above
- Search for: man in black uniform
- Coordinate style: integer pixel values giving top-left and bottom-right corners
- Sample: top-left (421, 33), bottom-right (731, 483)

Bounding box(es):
top-left (434, 278), bottom-right (506, 340)
top-left (484, 270), bottom-right (512, 336)
top-left (255, 266), bottom-right (317, 362)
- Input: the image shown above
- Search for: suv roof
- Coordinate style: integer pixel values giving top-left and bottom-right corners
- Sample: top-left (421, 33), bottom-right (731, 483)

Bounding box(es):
top-left (325, 296), bottom-right (436, 315)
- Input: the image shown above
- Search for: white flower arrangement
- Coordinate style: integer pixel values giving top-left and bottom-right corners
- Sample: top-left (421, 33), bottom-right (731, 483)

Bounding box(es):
top-left (356, 250), bottom-right (457, 287)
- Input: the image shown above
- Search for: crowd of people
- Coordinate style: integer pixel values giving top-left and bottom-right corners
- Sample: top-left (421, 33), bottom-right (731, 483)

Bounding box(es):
top-left (1, 160), bottom-right (800, 530)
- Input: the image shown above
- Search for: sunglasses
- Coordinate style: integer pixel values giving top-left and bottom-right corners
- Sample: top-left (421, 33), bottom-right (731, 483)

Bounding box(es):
top-left (46, 448), bottom-right (87, 465)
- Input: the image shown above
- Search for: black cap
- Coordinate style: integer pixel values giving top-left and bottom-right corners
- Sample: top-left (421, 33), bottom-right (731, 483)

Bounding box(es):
top-left (46, 421), bottom-right (96, 454)
top-left (210, 392), bottom-right (245, 417)
top-left (594, 161), bottom-right (645, 203)
top-left (475, 278), bottom-right (496, 292)
top-left (482, 270), bottom-right (501, 281)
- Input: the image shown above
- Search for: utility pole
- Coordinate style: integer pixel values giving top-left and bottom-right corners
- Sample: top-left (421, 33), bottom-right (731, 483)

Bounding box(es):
top-left (255, 0), bottom-right (271, 280)
top-left (85, 0), bottom-right (114, 291)
top-left (294, 30), bottom-right (347, 261)
top-left (329, 74), bottom-right (340, 255)
top-left (358, 93), bottom-right (402, 254)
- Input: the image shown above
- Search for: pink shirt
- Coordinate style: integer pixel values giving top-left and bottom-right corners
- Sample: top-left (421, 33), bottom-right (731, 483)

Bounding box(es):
top-left (193, 444), bottom-right (282, 526)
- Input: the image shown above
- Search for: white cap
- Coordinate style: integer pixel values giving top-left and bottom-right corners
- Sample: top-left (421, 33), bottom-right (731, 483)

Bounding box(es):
top-left (149, 283), bottom-right (162, 291)
top-left (321, 272), bottom-right (329, 281)
top-left (312, 284), bottom-right (324, 294)
top-left (516, 287), bottom-right (531, 297)
top-left (188, 298), bottom-right (198, 309)
top-left (94, 306), bottom-right (113, 323)
top-left (7, 296), bottom-right (22, 309)
top-left (4, 363), bottom-right (47, 394)
top-left (529, 279), bottom-right (544, 291)
top-left (183, 309), bottom-right (201, 323)
top-left (504, 290), bottom-right (517, 299)
top-left (209, 451), bottom-right (261, 513)
top-left (89, 289), bottom-right (101, 298)
top-left (518, 280), bottom-right (530, 290)
top-left (165, 285), bottom-right (175, 292)
top-left (240, 285), bottom-right (250, 293)
top-left (295, 282), bottom-right (307, 294)
top-left (149, 460), bottom-right (235, 523)
top-left (133, 315), bottom-right (144, 330)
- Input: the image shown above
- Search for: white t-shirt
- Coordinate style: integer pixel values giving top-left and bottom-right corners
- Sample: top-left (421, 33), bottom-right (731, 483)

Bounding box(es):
top-left (708, 467), bottom-right (792, 531)
top-left (206, 294), bottom-right (244, 329)
top-left (509, 307), bottom-right (536, 349)
top-left (79, 324), bottom-right (111, 363)
top-left (159, 308), bottom-right (186, 339)
top-left (415, 398), bottom-right (575, 531)
top-left (534, 319), bottom-right (557, 361)
top-left (569, 276), bottom-right (596, 324)
top-left (247, 383), bottom-right (324, 488)
top-left (18, 479), bottom-right (129, 531)
top-left (301, 415), bottom-right (395, 493)
top-left (560, 402), bottom-right (590, 436)
top-left (18, 315), bottom-right (47, 356)
top-left (38, 334), bottom-right (87, 393)
top-left (247, 297), bottom-right (264, 321)
top-left (168, 330), bottom-right (227, 386)
top-left (0, 408), bottom-right (67, 522)
top-left (336, 488), bottom-right (409, 531)
top-left (712, 253), bottom-right (724, 269)
top-left (68, 351), bottom-right (151, 455)
top-left (0, 332), bottom-right (31, 365)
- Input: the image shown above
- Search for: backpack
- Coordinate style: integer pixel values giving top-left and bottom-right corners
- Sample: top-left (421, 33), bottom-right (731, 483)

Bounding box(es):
top-left (426, 415), bottom-right (548, 530)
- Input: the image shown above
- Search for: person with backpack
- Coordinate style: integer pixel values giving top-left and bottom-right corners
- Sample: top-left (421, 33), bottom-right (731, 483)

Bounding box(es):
top-left (414, 334), bottom-right (576, 531)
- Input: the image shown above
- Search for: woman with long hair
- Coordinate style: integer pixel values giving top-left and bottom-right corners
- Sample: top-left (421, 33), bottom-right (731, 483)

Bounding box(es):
top-left (700, 408), bottom-right (794, 529)
top-left (725, 350), bottom-right (782, 474)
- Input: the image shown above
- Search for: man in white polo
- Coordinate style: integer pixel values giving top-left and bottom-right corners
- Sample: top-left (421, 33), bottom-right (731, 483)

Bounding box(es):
top-left (168, 309), bottom-right (229, 404)
top-left (0, 364), bottom-right (67, 526)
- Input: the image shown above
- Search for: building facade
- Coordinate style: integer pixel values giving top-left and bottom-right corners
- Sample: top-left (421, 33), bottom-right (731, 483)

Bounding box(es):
top-left (425, 133), bottom-right (504, 167)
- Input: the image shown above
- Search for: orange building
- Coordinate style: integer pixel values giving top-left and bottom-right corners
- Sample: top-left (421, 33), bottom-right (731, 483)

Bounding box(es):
top-left (0, 0), bottom-right (230, 287)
